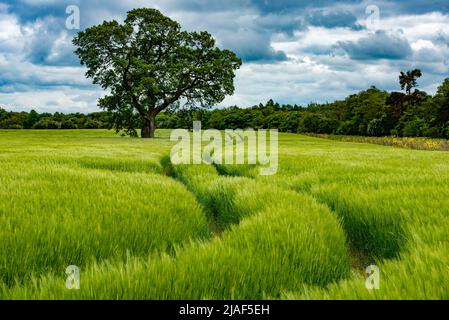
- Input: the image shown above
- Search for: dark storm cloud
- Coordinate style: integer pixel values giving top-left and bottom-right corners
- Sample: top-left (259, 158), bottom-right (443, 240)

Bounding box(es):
top-left (256, 13), bottom-right (305, 37)
top-left (24, 17), bottom-right (79, 66)
top-left (1, 0), bottom-right (76, 23)
top-left (339, 30), bottom-right (413, 60)
top-left (305, 10), bottom-right (362, 30)
top-left (213, 24), bottom-right (289, 62)
top-left (237, 45), bottom-right (288, 63)
top-left (0, 0), bottom-right (362, 65)
top-left (250, 0), bottom-right (359, 14)
top-left (394, 0), bottom-right (449, 15)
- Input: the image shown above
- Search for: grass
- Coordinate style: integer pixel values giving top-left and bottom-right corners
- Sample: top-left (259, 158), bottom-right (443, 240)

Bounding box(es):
top-left (0, 129), bottom-right (448, 299)
top-left (307, 133), bottom-right (449, 151)
top-left (260, 133), bottom-right (449, 298)
top-left (166, 161), bottom-right (273, 230)
top-left (0, 130), bottom-right (210, 286)
top-left (2, 191), bottom-right (350, 299)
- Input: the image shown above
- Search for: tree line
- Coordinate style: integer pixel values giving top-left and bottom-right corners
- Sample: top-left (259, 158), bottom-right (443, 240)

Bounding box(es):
top-left (0, 109), bottom-right (110, 130)
top-left (1, 72), bottom-right (449, 139)
top-left (158, 71), bottom-right (449, 139)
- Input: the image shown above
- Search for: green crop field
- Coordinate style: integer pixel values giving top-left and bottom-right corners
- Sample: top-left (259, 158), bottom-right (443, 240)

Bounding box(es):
top-left (0, 129), bottom-right (448, 299)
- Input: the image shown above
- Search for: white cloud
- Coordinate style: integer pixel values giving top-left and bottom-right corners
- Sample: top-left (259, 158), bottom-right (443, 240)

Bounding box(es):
top-left (0, 88), bottom-right (104, 113)
top-left (0, 11), bottom-right (23, 52)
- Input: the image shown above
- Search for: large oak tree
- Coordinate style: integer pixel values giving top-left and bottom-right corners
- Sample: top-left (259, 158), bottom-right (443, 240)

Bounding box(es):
top-left (73, 8), bottom-right (242, 138)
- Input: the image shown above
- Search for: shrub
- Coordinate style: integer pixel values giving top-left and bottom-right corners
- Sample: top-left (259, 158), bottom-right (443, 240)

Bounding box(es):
top-left (6, 124), bottom-right (23, 129)
top-left (422, 126), bottom-right (440, 138)
top-left (402, 118), bottom-right (427, 137)
top-left (367, 118), bottom-right (386, 137)
top-left (84, 120), bottom-right (101, 129)
top-left (61, 119), bottom-right (78, 129)
top-left (299, 114), bottom-right (338, 134)
top-left (336, 120), bottom-right (359, 135)
top-left (32, 118), bottom-right (60, 129)
top-left (443, 122), bottom-right (449, 139)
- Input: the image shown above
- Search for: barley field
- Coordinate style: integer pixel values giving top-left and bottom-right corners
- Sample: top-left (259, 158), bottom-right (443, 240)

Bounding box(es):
top-left (0, 129), bottom-right (448, 299)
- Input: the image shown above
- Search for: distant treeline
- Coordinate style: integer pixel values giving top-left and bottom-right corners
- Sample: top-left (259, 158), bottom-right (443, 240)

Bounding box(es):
top-left (0, 109), bottom-right (110, 130)
top-left (158, 76), bottom-right (449, 139)
top-left (2, 77), bottom-right (449, 138)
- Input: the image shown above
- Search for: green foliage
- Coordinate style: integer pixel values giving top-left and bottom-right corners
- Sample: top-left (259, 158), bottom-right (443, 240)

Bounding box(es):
top-left (298, 113), bottom-right (339, 134)
top-left (399, 69), bottom-right (422, 95)
top-left (32, 118), bottom-right (61, 129)
top-left (23, 110), bottom-right (39, 129)
top-left (401, 118), bottom-right (427, 137)
top-left (61, 119), bottom-right (78, 129)
top-left (84, 119), bottom-right (101, 129)
top-left (444, 122), bottom-right (449, 139)
top-left (433, 78), bottom-right (449, 127)
top-left (0, 111), bottom-right (111, 130)
top-left (367, 118), bottom-right (386, 136)
top-left (0, 110), bottom-right (27, 129)
top-left (73, 8), bottom-right (241, 138)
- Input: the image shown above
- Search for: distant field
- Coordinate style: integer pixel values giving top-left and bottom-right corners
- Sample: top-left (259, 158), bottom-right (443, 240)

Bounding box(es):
top-left (306, 133), bottom-right (449, 151)
top-left (0, 129), bottom-right (448, 299)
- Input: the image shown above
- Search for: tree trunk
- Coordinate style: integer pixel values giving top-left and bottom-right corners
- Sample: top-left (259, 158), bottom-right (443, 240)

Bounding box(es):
top-left (142, 115), bottom-right (156, 138)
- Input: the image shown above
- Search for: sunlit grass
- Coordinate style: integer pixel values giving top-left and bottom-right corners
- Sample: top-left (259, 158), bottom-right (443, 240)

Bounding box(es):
top-left (0, 130), bottom-right (448, 299)
top-left (2, 191), bottom-right (350, 299)
top-left (263, 133), bottom-right (449, 299)
top-left (0, 130), bottom-right (210, 286)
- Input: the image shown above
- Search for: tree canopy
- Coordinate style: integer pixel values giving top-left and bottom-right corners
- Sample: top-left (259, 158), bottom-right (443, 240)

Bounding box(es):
top-left (399, 69), bottom-right (422, 95)
top-left (73, 8), bottom-right (242, 137)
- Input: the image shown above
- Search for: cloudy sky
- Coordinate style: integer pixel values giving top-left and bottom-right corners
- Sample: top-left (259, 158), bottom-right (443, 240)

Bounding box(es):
top-left (0, 0), bottom-right (449, 113)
